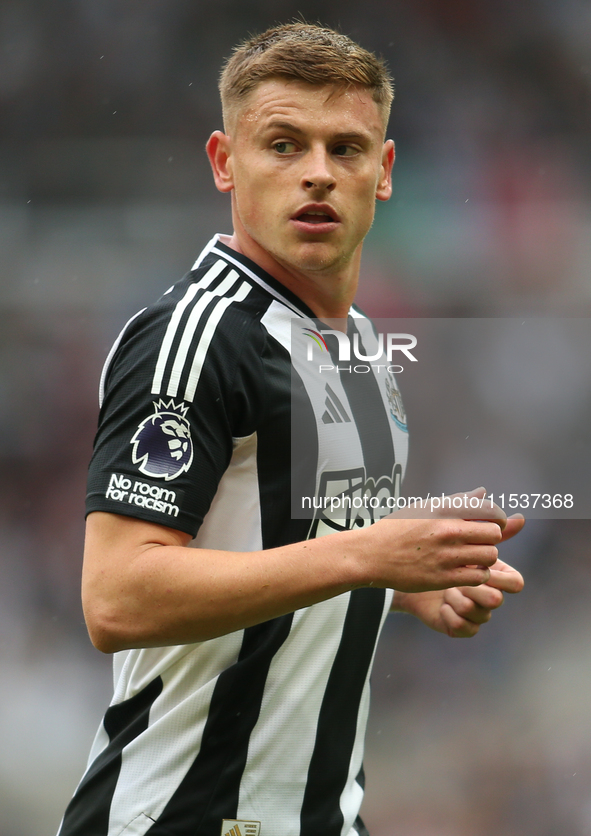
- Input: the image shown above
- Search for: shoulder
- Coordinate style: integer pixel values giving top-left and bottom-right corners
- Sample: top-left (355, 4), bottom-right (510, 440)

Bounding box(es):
top-left (102, 250), bottom-right (283, 404)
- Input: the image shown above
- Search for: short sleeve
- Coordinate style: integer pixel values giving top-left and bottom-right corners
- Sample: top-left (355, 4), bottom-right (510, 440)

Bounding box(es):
top-left (86, 279), bottom-right (266, 537)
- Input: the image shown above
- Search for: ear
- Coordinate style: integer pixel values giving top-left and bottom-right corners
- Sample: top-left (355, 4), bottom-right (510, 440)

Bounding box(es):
top-left (206, 130), bottom-right (234, 193)
top-left (376, 139), bottom-right (395, 202)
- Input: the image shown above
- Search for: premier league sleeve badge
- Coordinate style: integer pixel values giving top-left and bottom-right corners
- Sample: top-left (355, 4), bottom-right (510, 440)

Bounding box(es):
top-left (130, 399), bottom-right (194, 481)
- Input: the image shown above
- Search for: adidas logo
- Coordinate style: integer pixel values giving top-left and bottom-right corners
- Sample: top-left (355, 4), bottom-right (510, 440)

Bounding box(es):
top-left (321, 383), bottom-right (351, 425)
top-left (221, 820), bottom-right (261, 836)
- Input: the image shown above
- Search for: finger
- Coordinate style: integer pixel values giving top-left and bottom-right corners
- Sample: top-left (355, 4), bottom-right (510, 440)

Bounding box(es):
top-left (437, 522), bottom-right (501, 566)
top-left (453, 583), bottom-right (504, 612)
top-left (486, 559), bottom-right (525, 594)
top-left (439, 602), bottom-right (481, 638)
top-left (443, 586), bottom-right (495, 624)
top-left (448, 565), bottom-right (492, 587)
top-left (448, 545), bottom-right (499, 578)
top-left (500, 514), bottom-right (525, 542)
top-left (444, 487), bottom-right (508, 529)
top-left (459, 521), bottom-right (504, 545)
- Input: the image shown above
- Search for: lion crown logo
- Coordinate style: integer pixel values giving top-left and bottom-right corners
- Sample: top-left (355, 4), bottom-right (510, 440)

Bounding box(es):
top-left (131, 399), bottom-right (193, 481)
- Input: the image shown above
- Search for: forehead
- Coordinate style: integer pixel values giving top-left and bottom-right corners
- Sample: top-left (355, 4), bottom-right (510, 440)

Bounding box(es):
top-left (233, 78), bottom-right (385, 139)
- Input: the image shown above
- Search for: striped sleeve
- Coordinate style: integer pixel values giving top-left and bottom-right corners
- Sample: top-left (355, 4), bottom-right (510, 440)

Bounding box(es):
top-left (86, 259), bottom-right (265, 537)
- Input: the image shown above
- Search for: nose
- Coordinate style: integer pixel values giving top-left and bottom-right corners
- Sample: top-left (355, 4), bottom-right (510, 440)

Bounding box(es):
top-left (302, 146), bottom-right (336, 192)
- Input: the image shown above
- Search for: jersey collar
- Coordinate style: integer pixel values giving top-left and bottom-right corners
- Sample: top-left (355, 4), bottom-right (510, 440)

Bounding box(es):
top-left (193, 234), bottom-right (351, 322)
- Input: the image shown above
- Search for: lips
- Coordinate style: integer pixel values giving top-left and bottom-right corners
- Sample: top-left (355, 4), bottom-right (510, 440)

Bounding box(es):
top-left (298, 212), bottom-right (332, 223)
top-left (291, 204), bottom-right (340, 231)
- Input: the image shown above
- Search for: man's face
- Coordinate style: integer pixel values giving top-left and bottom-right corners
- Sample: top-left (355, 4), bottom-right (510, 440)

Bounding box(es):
top-left (210, 79), bottom-right (394, 283)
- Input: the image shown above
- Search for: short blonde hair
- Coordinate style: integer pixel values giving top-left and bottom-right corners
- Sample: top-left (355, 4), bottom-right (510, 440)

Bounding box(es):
top-left (219, 22), bottom-right (394, 131)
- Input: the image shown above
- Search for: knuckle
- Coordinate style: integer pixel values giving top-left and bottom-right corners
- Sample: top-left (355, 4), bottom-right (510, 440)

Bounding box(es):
top-left (437, 520), bottom-right (463, 542)
top-left (486, 546), bottom-right (499, 564)
top-left (491, 525), bottom-right (503, 543)
top-left (455, 597), bottom-right (473, 617)
top-left (489, 589), bottom-right (504, 608)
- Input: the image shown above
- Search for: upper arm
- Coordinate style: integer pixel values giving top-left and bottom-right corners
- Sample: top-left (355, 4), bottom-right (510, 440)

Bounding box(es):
top-left (82, 511), bottom-right (193, 650)
top-left (84, 510), bottom-right (192, 564)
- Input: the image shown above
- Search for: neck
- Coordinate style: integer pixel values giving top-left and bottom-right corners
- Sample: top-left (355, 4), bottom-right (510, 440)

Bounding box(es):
top-left (221, 228), bottom-right (360, 320)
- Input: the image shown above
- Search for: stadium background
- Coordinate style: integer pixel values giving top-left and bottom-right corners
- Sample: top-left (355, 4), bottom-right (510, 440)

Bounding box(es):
top-left (1, 1), bottom-right (591, 833)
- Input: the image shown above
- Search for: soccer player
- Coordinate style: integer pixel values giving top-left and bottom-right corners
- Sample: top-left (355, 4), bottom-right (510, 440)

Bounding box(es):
top-left (58, 22), bottom-right (524, 836)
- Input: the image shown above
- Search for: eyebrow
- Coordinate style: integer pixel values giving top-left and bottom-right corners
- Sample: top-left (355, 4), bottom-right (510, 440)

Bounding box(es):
top-left (263, 120), bottom-right (371, 142)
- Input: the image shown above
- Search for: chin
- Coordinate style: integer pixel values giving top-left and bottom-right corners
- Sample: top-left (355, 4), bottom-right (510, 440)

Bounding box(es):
top-left (289, 243), bottom-right (346, 273)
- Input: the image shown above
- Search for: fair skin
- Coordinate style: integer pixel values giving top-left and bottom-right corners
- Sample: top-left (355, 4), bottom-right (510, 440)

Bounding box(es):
top-left (206, 79), bottom-right (395, 318)
top-left (83, 79), bottom-right (524, 654)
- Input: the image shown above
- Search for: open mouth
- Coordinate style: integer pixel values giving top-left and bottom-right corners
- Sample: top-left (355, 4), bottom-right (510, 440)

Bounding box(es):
top-left (292, 206), bottom-right (340, 227)
top-left (297, 211), bottom-right (334, 224)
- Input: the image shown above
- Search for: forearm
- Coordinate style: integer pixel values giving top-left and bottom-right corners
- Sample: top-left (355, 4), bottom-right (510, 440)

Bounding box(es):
top-left (83, 512), bottom-right (368, 652)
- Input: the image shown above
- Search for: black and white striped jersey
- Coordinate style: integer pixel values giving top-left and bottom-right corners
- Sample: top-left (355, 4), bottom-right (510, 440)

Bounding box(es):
top-left (60, 235), bottom-right (409, 836)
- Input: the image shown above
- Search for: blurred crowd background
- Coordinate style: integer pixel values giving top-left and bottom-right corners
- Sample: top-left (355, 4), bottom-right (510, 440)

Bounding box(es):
top-left (1, 1), bottom-right (591, 834)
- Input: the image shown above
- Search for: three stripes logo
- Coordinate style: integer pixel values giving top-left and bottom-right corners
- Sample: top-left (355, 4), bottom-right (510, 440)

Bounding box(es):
top-left (322, 383), bottom-right (351, 425)
top-left (221, 821), bottom-right (261, 836)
